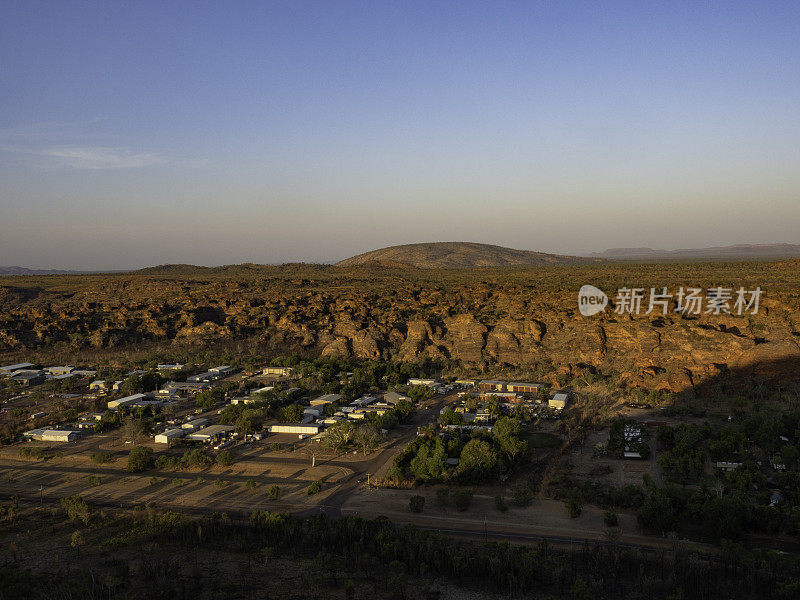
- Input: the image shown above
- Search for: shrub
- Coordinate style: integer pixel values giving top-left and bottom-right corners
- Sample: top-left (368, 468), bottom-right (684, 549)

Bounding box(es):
top-left (246, 478), bottom-right (257, 490)
top-left (70, 530), bottom-right (85, 548)
top-left (604, 509), bottom-right (619, 527)
top-left (60, 495), bottom-right (90, 525)
top-left (409, 495), bottom-right (425, 513)
top-left (87, 475), bottom-right (101, 487)
top-left (494, 495), bottom-right (508, 512)
top-left (268, 485), bottom-right (280, 500)
top-left (216, 450), bottom-right (234, 466)
top-left (436, 487), bottom-right (450, 507)
top-left (126, 446), bottom-right (154, 473)
top-left (453, 489), bottom-right (473, 512)
top-left (513, 485), bottom-right (532, 508)
top-left (307, 480), bottom-right (323, 495)
top-left (567, 492), bottom-right (583, 518)
top-left (90, 451), bottom-right (114, 464)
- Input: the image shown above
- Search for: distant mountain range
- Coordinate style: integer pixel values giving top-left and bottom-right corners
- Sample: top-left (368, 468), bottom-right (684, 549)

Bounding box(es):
top-left (336, 242), bottom-right (588, 269)
top-left (587, 243), bottom-right (800, 261)
top-left (0, 266), bottom-right (86, 276)
top-left (4, 242), bottom-right (800, 275)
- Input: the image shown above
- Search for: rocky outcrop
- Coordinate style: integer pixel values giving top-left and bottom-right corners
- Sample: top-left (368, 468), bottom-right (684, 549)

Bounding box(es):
top-left (1, 262), bottom-right (799, 393)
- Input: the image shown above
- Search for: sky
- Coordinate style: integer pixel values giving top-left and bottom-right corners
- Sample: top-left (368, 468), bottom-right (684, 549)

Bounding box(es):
top-left (1, 1), bottom-right (799, 269)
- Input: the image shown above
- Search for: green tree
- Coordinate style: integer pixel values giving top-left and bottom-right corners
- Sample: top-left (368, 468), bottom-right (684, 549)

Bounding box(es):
top-left (126, 446), bottom-right (154, 473)
top-left (457, 438), bottom-right (502, 484)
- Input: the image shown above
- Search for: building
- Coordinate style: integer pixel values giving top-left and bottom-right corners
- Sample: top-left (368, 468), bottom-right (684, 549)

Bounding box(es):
top-left (107, 393), bottom-right (150, 409)
top-left (623, 424), bottom-right (645, 459)
top-left (46, 365), bottom-right (75, 376)
top-left (157, 364), bottom-right (186, 371)
top-left (72, 369), bottom-right (96, 377)
top-left (310, 393), bottom-right (341, 406)
top-left (187, 371), bottom-right (222, 383)
top-left (382, 391), bottom-right (409, 405)
top-left (351, 395), bottom-right (376, 407)
top-left (408, 378), bottom-right (438, 387)
top-left (262, 366), bottom-right (296, 377)
top-left (186, 424), bottom-right (235, 442)
top-left (89, 380), bottom-right (108, 391)
top-left (23, 429), bottom-right (79, 442)
top-left (181, 417), bottom-right (208, 430)
top-left (267, 423), bottom-right (321, 436)
top-left (230, 396), bottom-right (257, 405)
top-left (478, 380), bottom-right (506, 392)
top-left (11, 370), bottom-right (46, 387)
top-left (0, 362), bottom-right (35, 374)
top-left (209, 365), bottom-right (234, 376)
top-left (303, 407), bottom-right (323, 418)
top-left (507, 382), bottom-right (544, 394)
top-left (155, 428), bottom-right (186, 444)
top-left (161, 381), bottom-right (211, 394)
top-left (549, 392), bottom-right (570, 411)
top-left (250, 386), bottom-right (275, 396)
top-left (454, 379), bottom-right (477, 387)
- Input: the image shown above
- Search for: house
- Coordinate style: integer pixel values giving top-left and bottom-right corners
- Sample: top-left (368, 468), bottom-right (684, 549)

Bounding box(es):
top-left (478, 380), bottom-right (506, 392)
top-left (408, 378), bottom-right (438, 387)
top-left (262, 366), bottom-right (296, 377)
top-left (0, 362), bottom-right (35, 375)
top-left (89, 380), bottom-right (108, 391)
top-left (310, 393), bottom-right (341, 406)
top-left (303, 407), bottom-right (323, 418)
top-left (507, 382), bottom-right (544, 394)
top-left (157, 364), bottom-right (186, 371)
top-left (155, 428), bottom-right (185, 444)
top-left (549, 392), bottom-right (570, 411)
top-left (29, 411), bottom-right (46, 420)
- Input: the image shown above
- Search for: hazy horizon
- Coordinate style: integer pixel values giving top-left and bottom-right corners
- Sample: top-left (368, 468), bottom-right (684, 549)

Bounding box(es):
top-left (2, 2), bottom-right (800, 270)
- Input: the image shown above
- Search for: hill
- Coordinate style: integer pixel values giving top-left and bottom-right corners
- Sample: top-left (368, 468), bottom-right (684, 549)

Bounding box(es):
top-left (337, 242), bottom-right (588, 269)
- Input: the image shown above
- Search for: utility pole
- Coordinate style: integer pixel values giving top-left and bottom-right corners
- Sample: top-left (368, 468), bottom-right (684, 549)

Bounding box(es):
top-left (367, 473), bottom-right (370, 489)
top-left (39, 485), bottom-right (43, 506)
top-left (312, 454), bottom-right (316, 468)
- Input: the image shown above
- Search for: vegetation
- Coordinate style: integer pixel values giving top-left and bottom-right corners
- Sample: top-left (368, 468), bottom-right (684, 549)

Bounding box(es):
top-left (409, 495), bottom-right (425, 513)
top-left (126, 446), bottom-right (154, 473)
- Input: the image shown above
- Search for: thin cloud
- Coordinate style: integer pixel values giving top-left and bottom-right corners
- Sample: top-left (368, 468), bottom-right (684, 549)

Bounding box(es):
top-left (38, 146), bottom-right (164, 169)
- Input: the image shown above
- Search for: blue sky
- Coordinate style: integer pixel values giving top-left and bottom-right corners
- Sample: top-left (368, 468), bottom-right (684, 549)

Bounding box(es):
top-left (1, 1), bottom-right (799, 269)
